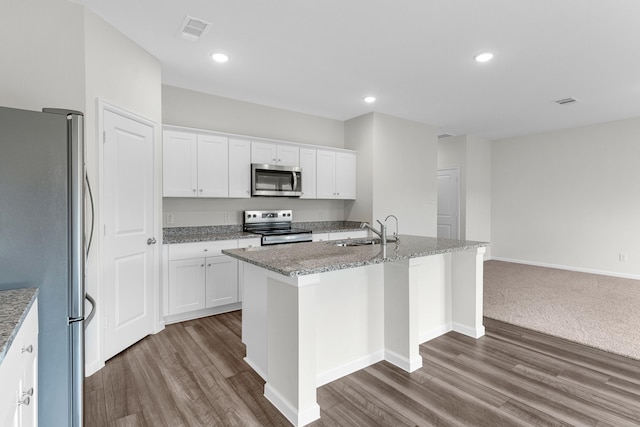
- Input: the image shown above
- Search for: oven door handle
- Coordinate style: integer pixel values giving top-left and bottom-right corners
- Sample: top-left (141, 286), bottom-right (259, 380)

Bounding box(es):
top-left (292, 171), bottom-right (298, 192)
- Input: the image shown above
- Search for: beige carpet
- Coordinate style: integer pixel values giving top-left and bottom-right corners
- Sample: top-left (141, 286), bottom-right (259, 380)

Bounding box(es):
top-left (484, 260), bottom-right (640, 360)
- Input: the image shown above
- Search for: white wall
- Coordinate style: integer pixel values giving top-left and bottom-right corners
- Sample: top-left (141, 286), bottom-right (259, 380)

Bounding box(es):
top-left (0, 0), bottom-right (85, 110)
top-left (437, 135), bottom-right (492, 257)
top-left (438, 136), bottom-right (467, 238)
top-left (161, 85), bottom-right (348, 227)
top-left (83, 9), bottom-right (163, 373)
top-left (345, 112), bottom-right (437, 236)
top-left (492, 117), bottom-right (640, 278)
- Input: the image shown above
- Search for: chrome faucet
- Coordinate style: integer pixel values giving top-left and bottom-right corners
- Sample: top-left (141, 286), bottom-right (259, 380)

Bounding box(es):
top-left (384, 215), bottom-right (399, 242)
top-left (360, 220), bottom-right (387, 246)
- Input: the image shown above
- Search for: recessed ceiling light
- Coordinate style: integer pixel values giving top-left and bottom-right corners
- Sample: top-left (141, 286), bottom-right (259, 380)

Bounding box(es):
top-left (474, 52), bottom-right (494, 63)
top-left (211, 53), bottom-right (229, 63)
top-left (363, 96), bottom-right (376, 103)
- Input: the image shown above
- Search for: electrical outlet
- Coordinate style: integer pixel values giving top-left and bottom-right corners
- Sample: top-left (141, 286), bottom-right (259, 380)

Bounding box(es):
top-left (619, 253), bottom-right (628, 262)
top-left (223, 213), bottom-right (230, 223)
top-left (166, 213), bottom-right (174, 225)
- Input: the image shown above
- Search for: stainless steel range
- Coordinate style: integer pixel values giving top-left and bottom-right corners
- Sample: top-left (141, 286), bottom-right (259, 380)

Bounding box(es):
top-left (244, 209), bottom-right (312, 245)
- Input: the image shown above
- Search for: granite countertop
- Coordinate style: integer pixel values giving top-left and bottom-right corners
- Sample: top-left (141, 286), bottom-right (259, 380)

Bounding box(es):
top-left (0, 288), bottom-right (38, 365)
top-left (222, 235), bottom-right (488, 277)
top-left (163, 226), bottom-right (260, 244)
top-left (163, 221), bottom-right (364, 244)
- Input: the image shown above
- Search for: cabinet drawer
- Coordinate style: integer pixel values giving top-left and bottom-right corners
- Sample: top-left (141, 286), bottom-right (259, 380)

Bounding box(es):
top-left (169, 240), bottom-right (238, 260)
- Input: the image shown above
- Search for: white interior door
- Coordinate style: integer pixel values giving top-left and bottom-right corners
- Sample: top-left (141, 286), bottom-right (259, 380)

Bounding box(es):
top-left (103, 108), bottom-right (156, 360)
top-left (437, 168), bottom-right (460, 239)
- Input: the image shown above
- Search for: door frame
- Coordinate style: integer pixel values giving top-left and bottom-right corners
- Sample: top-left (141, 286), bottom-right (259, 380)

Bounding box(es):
top-left (437, 167), bottom-right (461, 240)
top-left (93, 99), bottom-right (162, 371)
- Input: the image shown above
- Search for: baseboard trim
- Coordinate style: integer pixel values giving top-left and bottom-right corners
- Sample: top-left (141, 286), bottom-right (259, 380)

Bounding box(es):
top-left (384, 349), bottom-right (422, 372)
top-left (452, 322), bottom-right (485, 338)
top-left (264, 383), bottom-right (320, 427)
top-left (163, 302), bottom-right (242, 325)
top-left (85, 360), bottom-right (105, 377)
top-left (488, 257), bottom-right (640, 280)
top-left (316, 350), bottom-right (384, 387)
top-left (244, 356), bottom-right (267, 381)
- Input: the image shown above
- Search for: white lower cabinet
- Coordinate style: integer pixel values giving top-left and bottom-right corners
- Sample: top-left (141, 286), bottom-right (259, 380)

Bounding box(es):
top-left (165, 238), bottom-right (260, 320)
top-left (168, 258), bottom-right (206, 314)
top-left (205, 256), bottom-right (238, 308)
top-left (328, 230), bottom-right (368, 240)
top-left (0, 299), bottom-right (38, 427)
top-left (167, 240), bottom-right (238, 316)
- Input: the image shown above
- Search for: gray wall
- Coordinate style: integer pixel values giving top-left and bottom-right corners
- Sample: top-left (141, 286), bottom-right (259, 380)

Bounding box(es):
top-left (346, 112), bottom-right (438, 236)
top-left (161, 85), bottom-right (349, 227)
top-left (491, 116), bottom-right (640, 278)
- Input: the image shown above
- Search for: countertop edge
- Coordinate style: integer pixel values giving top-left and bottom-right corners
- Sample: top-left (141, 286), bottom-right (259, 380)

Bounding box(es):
top-left (0, 288), bottom-right (38, 366)
top-left (223, 238), bottom-right (489, 277)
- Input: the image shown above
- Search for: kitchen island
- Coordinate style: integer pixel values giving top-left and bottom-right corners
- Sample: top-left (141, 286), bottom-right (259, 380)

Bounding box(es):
top-left (223, 235), bottom-right (488, 427)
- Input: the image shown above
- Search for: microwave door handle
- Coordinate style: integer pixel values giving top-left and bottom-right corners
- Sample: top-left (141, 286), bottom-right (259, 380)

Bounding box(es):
top-left (292, 171), bottom-right (298, 191)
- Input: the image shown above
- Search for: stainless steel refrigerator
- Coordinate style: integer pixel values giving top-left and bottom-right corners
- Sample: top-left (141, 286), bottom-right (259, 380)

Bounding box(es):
top-left (0, 106), bottom-right (95, 426)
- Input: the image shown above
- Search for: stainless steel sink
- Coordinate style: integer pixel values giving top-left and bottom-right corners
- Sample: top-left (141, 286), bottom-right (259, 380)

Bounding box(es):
top-left (332, 238), bottom-right (381, 247)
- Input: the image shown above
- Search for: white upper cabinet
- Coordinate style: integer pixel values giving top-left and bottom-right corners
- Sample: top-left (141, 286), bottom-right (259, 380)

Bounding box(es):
top-left (197, 134), bottom-right (229, 198)
top-left (163, 130), bottom-right (228, 198)
top-left (251, 141), bottom-right (299, 166)
top-left (163, 130), bottom-right (197, 197)
top-left (163, 126), bottom-right (355, 200)
top-left (335, 151), bottom-right (356, 199)
top-left (228, 138), bottom-right (251, 198)
top-left (316, 149), bottom-right (356, 199)
top-left (299, 148), bottom-right (316, 199)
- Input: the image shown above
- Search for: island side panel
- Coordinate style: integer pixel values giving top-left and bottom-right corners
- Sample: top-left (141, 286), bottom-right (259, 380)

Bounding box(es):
top-left (451, 247), bottom-right (486, 338)
top-left (315, 264), bottom-right (385, 386)
top-left (417, 253), bottom-right (452, 343)
top-left (264, 274), bottom-right (321, 427)
top-left (383, 258), bottom-right (423, 372)
top-left (241, 262), bottom-right (268, 380)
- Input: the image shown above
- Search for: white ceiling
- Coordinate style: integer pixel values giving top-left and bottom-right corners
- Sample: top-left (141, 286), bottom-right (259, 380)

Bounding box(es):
top-left (76, 0), bottom-right (640, 140)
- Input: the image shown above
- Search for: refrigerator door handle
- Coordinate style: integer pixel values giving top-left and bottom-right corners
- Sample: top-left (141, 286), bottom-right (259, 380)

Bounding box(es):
top-left (85, 293), bottom-right (96, 328)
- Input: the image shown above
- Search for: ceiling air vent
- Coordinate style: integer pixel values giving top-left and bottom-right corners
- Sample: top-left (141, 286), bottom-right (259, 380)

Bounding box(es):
top-left (179, 15), bottom-right (211, 41)
top-left (555, 97), bottom-right (577, 105)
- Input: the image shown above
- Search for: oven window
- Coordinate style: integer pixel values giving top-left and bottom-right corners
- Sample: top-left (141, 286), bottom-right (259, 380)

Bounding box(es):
top-left (255, 170), bottom-right (295, 191)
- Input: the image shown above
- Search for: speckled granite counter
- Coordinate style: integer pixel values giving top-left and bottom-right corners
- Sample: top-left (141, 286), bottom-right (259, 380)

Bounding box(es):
top-left (0, 288), bottom-right (38, 365)
top-left (223, 235), bottom-right (488, 277)
top-left (163, 221), bottom-right (364, 244)
top-left (163, 225), bottom-right (260, 244)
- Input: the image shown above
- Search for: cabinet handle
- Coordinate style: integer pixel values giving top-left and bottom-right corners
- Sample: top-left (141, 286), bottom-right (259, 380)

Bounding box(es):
top-left (18, 396), bottom-right (30, 406)
top-left (199, 189), bottom-right (203, 193)
top-left (23, 388), bottom-right (34, 397)
top-left (192, 189), bottom-right (197, 193)
top-left (201, 264), bottom-right (205, 267)
top-left (204, 249), bottom-right (208, 252)
top-left (208, 264), bottom-right (212, 267)
top-left (147, 237), bottom-right (157, 245)
top-left (22, 345), bottom-right (33, 353)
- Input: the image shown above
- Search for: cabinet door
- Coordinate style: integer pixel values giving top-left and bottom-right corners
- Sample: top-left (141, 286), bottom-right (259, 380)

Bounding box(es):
top-left (251, 141), bottom-right (277, 164)
top-left (163, 131), bottom-right (197, 197)
top-left (197, 134), bottom-right (228, 197)
top-left (335, 152), bottom-right (356, 199)
top-left (236, 238), bottom-right (261, 302)
top-left (299, 148), bottom-right (316, 199)
top-left (228, 138), bottom-right (251, 198)
top-left (168, 258), bottom-right (206, 314)
top-left (205, 256), bottom-right (239, 308)
top-left (316, 149), bottom-right (336, 199)
top-left (276, 145), bottom-right (300, 166)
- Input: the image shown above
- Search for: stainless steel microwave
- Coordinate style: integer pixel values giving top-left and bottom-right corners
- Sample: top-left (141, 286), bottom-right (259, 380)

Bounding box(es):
top-left (251, 164), bottom-right (302, 197)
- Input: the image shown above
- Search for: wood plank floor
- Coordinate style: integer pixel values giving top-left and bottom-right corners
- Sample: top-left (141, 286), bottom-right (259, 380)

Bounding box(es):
top-left (85, 312), bottom-right (640, 426)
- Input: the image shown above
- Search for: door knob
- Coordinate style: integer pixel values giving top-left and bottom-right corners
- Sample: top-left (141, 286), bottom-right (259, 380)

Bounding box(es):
top-left (147, 237), bottom-right (157, 245)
